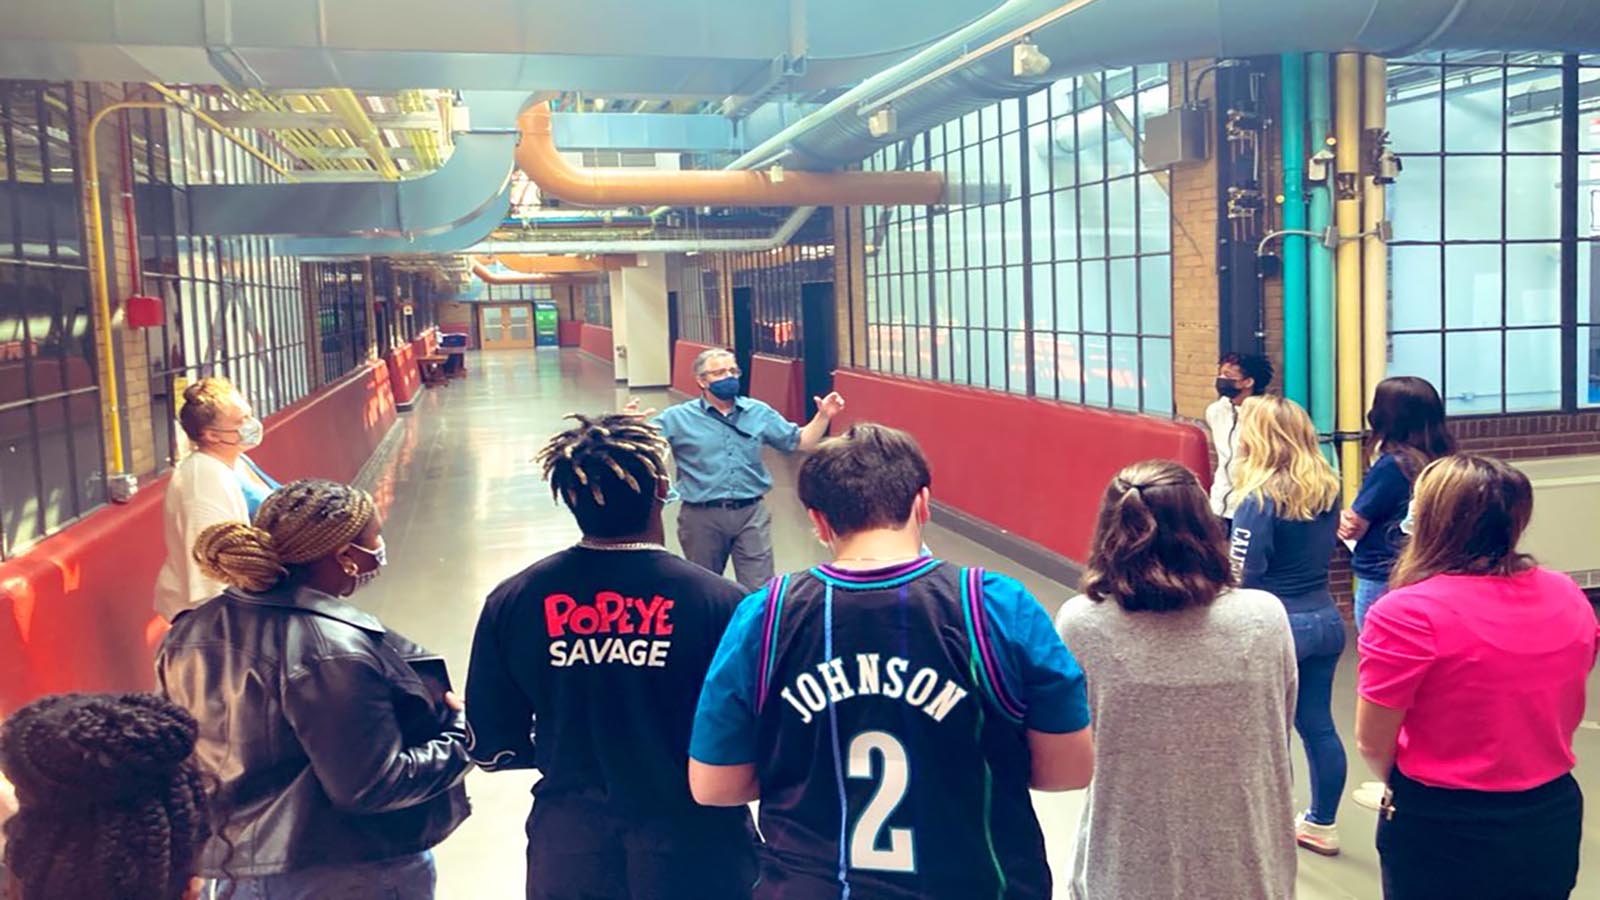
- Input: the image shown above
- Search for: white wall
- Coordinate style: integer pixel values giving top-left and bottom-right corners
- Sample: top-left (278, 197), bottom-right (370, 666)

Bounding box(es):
top-left (608, 269), bottom-right (628, 381)
top-left (621, 253), bottom-right (671, 388)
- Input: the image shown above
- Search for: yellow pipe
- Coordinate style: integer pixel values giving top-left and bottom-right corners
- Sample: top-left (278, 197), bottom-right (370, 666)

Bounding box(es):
top-left (1361, 54), bottom-right (1389, 410)
top-left (86, 97), bottom-right (298, 476)
top-left (1334, 53), bottom-right (1364, 501)
top-left (323, 88), bottom-right (401, 181)
top-left (142, 83), bottom-right (296, 180)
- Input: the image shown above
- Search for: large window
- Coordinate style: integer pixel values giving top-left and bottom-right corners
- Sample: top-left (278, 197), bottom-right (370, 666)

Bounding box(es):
top-left (860, 66), bottom-right (1173, 414)
top-left (309, 262), bottom-right (370, 385)
top-left (675, 256), bottom-right (725, 345)
top-left (583, 280), bottom-right (611, 327)
top-left (0, 82), bottom-right (105, 557)
top-left (1387, 53), bottom-right (1598, 413)
top-left (129, 97), bottom-right (311, 468)
top-left (730, 241), bottom-right (832, 357)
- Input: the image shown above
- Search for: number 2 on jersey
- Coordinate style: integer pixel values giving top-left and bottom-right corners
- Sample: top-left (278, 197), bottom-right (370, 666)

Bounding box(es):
top-left (847, 731), bottom-right (915, 872)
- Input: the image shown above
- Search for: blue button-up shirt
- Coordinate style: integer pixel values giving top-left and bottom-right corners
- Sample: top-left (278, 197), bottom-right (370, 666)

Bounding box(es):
top-left (655, 397), bottom-right (801, 504)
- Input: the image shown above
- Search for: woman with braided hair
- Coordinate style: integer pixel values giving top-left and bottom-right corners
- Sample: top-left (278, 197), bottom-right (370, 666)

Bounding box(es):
top-left (0, 692), bottom-right (210, 900)
top-left (1055, 460), bottom-right (1298, 900)
top-left (466, 412), bottom-right (756, 900)
top-left (157, 479), bottom-right (471, 899)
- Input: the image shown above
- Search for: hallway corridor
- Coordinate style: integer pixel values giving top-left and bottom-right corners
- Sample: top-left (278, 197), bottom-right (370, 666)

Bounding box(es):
top-left (355, 351), bottom-right (1594, 900)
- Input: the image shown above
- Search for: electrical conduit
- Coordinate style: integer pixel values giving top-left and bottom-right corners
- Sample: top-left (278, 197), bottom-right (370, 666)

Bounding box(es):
top-left (1333, 53), bottom-right (1364, 501)
top-left (1280, 53), bottom-right (1309, 407)
top-left (1361, 54), bottom-right (1389, 409)
top-left (1307, 53), bottom-right (1336, 450)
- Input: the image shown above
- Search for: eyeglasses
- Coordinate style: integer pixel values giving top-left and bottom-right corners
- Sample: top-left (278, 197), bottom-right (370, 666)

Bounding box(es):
top-left (703, 366), bottom-right (741, 379)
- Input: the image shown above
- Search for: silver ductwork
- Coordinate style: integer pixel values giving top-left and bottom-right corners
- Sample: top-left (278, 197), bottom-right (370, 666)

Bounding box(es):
top-left (739, 0), bottom-right (1600, 171)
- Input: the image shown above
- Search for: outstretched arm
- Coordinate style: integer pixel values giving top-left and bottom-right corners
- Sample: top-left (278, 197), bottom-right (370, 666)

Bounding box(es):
top-left (797, 392), bottom-right (846, 451)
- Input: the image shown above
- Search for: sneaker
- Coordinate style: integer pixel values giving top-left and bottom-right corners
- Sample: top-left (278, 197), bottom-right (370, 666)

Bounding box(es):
top-left (1296, 812), bottom-right (1341, 856)
top-left (1351, 781), bottom-right (1386, 811)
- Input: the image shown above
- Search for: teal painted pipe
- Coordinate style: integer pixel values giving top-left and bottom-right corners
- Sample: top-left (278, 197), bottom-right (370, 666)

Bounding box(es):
top-left (1306, 52), bottom-right (1336, 442)
top-left (1280, 53), bottom-right (1309, 406)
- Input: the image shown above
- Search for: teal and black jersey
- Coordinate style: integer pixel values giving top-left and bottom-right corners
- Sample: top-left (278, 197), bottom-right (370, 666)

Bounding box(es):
top-left (692, 558), bottom-right (1091, 900)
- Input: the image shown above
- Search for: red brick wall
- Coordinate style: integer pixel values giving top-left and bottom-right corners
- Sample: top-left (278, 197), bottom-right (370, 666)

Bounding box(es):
top-left (1449, 412), bottom-right (1600, 460)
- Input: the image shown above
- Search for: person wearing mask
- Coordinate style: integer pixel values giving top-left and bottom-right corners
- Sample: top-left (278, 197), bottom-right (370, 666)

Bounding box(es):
top-left (465, 413), bottom-right (756, 900)
top-left (1057, 460), bottom-right (1297, 900)
top-left (1356, 454), bottom-right (1597, 900)
top-left (1228, 396), bottom-right (1346, 856)
top-left (158, 480), bottom-right (472, 899)
top-left (153, 377), bottom-right (281, 621)
top-left (1205, 352), bottom-right (1274, 526)
top-left (1337, 375), bottom-right (1453, 631)
top-left (690, 423), bottom-right (1094, 900)
top-left (625, 348), bottom-right (845, 590)
top-left (0, 692), bottom-right (212, 900)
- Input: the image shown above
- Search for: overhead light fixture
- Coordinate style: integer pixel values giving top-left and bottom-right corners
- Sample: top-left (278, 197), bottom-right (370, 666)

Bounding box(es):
top-left (1012, 35), bottom-right (1052, 78)
top-left (867, 106), bottom-right (897, 138)
top-left (768, 164), bottom-right (785, 184)
top-left (593, 98), bottom-right (606, 111)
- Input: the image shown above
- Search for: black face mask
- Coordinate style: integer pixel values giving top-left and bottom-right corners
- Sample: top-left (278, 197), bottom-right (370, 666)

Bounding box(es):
top-left (1216, 377), bottom-right (1243, 399)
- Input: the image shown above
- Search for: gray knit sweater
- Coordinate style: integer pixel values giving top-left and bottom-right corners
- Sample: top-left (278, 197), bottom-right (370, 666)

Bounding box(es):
top-left (1055, 588), bottom-right (1298, 900)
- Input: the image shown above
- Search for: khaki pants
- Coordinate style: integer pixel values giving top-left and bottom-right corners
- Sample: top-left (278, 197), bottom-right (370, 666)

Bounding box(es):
top-left (676, 501), bottom-right (774, 592)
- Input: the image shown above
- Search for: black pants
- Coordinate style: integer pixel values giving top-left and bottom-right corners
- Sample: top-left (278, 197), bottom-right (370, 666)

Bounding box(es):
top-left (525, 797), bottom-right (757, 900)
top-left (1378, 767), bottom-right (1582, 900)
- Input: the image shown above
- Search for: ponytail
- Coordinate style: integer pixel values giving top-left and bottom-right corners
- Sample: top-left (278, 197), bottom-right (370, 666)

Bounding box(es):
top-left (195, 522), bottom-right (286, 593)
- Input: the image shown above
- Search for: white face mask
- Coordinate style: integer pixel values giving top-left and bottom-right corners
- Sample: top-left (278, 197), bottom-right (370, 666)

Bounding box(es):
top-left (346, 537), bottom-right (388, 590)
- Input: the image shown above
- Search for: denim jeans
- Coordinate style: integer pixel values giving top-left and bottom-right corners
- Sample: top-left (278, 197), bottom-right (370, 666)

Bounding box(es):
top-left (211, 851), bottom-right (436, 900)
top-left (1354, 576), bottom-right (1389, 633)
top-left (1287, 603), bottom-right (1349, 826)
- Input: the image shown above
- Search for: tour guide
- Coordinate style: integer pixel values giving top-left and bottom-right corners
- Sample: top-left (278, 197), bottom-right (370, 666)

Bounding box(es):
top-left (629, 347), bottom-right (845, 591)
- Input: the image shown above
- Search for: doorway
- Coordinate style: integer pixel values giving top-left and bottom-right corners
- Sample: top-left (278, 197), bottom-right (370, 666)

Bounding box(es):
top-left (479, 303), bottom-right (535, 350)
top-left (801, 282), bottom-right (838, 418)
top-left (732, 286), bottom-right (754, 395)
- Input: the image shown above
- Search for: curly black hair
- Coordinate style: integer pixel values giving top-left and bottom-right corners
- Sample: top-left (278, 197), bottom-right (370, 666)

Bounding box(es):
top-left (0, 693), bottom-right (211, 900)
top-left (537, 413), bottom-right (671, 538)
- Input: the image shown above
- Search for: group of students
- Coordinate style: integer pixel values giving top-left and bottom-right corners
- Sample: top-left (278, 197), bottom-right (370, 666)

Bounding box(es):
top-left (0, 356), bottom-right (1595, 900)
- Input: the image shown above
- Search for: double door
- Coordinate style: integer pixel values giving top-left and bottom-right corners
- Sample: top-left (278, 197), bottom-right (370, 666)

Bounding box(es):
top-left (479, 303), bottom-right (534, 350)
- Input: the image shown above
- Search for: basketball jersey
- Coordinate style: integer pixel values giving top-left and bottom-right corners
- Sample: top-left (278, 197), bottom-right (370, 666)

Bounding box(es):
top-left (748, 559), bottom-right (1050, 900)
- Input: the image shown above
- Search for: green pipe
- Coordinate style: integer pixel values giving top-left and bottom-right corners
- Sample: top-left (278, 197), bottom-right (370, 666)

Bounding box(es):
top-left (1280, 53), bottom-right (1309, 407)
top-left (1306, 52), bottom-right (1336, 442)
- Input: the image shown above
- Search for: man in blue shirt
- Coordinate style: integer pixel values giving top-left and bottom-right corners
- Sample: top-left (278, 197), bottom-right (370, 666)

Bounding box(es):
top-left (628, 347), bottom-right (845, 590)
top-left (686, 423), bottom-right (1094, 900)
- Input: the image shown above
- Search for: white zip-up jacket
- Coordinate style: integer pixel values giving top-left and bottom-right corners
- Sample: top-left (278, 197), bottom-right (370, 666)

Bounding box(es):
top-left (1206, 396), bottom-right (1243, 518)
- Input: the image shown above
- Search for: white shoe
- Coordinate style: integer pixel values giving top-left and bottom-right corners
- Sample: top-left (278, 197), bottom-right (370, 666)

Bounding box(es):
top-left (1296, 812), bottom-right (1341, 856)
top-left (1351, 781), bottom-right (1385, 811)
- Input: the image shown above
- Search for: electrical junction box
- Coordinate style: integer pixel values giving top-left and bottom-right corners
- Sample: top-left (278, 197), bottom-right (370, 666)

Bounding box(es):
top-left (1143, 106), bottom-right (1208, 168)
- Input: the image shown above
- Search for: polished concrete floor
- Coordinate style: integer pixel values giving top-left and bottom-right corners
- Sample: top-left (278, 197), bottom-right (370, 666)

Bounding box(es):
top-left (359, 350), bottom-right (1600, 899)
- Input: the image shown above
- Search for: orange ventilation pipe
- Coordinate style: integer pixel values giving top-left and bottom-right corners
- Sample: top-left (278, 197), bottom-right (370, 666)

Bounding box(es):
top-left (516, 105), bottom-right (945, 207)
top-left (471, 259), bottom-right (566, 284)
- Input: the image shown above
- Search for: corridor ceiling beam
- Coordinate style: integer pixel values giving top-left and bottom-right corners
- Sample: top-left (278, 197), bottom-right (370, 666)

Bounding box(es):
top-left (209, 110), bottom-right (442, 130)
top-left (0, 0), bottom-right (1000, 93)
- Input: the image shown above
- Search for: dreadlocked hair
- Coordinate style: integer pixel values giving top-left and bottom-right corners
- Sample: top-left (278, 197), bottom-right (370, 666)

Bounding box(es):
top-left (537, 412), bottom-right (671, 538)
top-left (0, 692), bottom-right (211, 900)
top-left (194, 479), bottom-right (376, 593)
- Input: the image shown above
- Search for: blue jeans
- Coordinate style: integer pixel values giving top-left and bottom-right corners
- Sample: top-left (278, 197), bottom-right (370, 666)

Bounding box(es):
top-left (1287, 604), bottom-right (1349, 826)
top-left (211, 851), bottom-right (435, 900)
top-left (1354, 576), bottom-right (1388, 633)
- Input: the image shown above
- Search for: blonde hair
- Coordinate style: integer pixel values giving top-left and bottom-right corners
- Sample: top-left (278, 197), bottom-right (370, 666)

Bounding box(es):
top-left (179, 377), bottom-right (242, 445)
top-left (1231, 395), bottom-right (1340, 521)
top-left (194, 480), bottom-right (376, 593)
top-left (1390, 454), bottom-right (1535, 589)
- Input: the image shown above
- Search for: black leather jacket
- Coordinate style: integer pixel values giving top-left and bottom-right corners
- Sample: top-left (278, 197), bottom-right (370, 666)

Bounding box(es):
top-left (157, 584), bottom-right (472, 877)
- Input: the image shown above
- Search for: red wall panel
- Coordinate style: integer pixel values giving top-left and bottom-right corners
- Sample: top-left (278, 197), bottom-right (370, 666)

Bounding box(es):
top-left (831, 370), bottom-right (1212, 563)
top-left (579, 324), bottom-right (613, 364)
top-left (0, 362), bottom-right (399, 715)
top-left (672, 340), bottom-right (715, 397)
top-left (558, 321), bottom-right (582, 347)
top-left (750, 354), bottom-right (806, 424)
top-left (386, 341), bottom-right (421, 408)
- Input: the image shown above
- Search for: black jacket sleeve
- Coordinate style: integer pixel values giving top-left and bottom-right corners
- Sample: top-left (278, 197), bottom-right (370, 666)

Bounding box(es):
top-left (283, 654), bottom-right (473, 814)
top-left (464, 592), bottom-right (539, 771)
